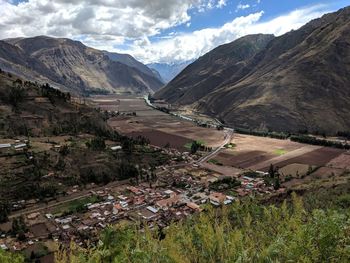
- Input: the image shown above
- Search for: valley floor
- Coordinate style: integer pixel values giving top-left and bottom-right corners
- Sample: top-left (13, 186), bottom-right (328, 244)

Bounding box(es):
top-left (1, 95), bottom-right (350, 262)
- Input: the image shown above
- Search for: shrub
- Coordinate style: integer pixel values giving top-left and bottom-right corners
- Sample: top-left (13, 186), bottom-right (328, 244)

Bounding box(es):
top-left (56, 195), bottom-right (350, 263)
top-left (86, 137), bottom-right (106, 151)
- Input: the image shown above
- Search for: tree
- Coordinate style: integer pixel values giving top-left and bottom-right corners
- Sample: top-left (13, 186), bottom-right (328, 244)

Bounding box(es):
top-left (0, 202), bottom-right (10, 223)
top-left (273, 175), bottom-right (281, 190)
top-left (8, 82), bottom-right (26, 109)
top-left (268, 164), bottom-right (276, 178)
top-left (12, 216), bottom-right (27, 239)
top-left (190, 141), bottom-right (200, 154)
top-left (122, 139), bottom-right (134, 153)
top-left (86, 137), bottom-right (106, 151)
top-left (30, 251), bottom-right (35, 260)
top-left (66, 92), bottom-right (71, 101)
top-left (59, 145), bottom-right (70, 156)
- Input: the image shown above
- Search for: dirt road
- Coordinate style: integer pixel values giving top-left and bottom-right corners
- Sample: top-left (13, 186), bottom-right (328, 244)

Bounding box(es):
top-left (197, 128), bottom-right (234, 164)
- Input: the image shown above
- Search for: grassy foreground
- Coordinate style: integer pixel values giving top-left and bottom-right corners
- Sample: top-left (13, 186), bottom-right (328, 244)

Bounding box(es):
top-left (55, 194), bottom-right (349, 263)
top-left (2, 194), bottom-right (350, 262)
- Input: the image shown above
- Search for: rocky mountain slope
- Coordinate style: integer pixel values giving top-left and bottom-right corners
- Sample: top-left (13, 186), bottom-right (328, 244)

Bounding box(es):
top-left (155, 7), bottom-right (350, 134)
top-left (103, 51), bottom-right (163, 83)
top-left (155, 34), bottom-right (274, 104)
top-left (0, 36), bottom-right (163, 95)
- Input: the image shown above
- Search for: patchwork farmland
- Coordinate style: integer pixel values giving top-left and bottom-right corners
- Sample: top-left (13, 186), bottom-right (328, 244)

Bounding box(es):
top-left (90, 95), bottom-right (226, 151)
top-left (90, 95), bottom-right (350, 192)
top-left (207, 134), bottom-right (349, 189)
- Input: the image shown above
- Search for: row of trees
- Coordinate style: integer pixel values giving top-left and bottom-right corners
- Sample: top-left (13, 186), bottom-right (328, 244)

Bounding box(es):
top-left (234, 127), bottom-right (290, 139)
top-left (209, 177), bottom-right (241, 191)
top-left (234, 128), bottom-right (350, 149)
top-left (5, 80), bottom-right (71, 110)
top-left (337, 131), bottom-right (350, 139)
top-left (40, 83), bottom-right (71, 103)
top-left (190, 141), bottom-right (212, 154)
top-left (290, 135), bottom-right (350, 149)
top-left (86, 137), bottom-right (106, 151)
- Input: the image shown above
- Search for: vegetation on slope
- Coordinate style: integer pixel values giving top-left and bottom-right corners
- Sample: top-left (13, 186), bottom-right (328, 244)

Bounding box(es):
top-left (0, 71), bottom-right (170, 217)
top-left (0, 249), bottom-right (24, 263)
top-left (51, 194), bottom-right (350, 263)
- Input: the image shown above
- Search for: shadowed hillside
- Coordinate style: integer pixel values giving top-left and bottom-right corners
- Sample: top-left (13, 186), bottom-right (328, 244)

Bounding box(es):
top-left (156, 7), bottom-right (350, 134)
top-left (155, 34), bottom-right (274, 104)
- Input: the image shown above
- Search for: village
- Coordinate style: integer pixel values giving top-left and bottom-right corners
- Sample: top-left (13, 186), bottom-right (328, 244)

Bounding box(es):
top-left (1, 95), bottom-right (348, 259)
top-left (0, 144), bottom-right (278, 255)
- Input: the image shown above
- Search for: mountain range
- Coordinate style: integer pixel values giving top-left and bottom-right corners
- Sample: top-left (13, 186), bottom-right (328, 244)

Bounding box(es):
top-left (155, 6), bottom-right (350, 134)
top-left (0, 36), bottom-right (163, 95)
top-left (147, 60), bottom-right (193, 83)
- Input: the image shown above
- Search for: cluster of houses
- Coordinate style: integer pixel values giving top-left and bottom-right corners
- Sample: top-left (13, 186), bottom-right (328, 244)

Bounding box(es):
top-left (0, 140), bottom-right (28, 155)
top-left (237, 176), bottom-right (272, 196)
top-left (0, 143), bottom-right (281, 253)
top-left (0, 178), bottom-right (239, 251)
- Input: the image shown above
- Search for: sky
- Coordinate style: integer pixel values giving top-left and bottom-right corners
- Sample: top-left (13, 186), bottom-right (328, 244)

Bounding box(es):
top-left (0, 0), bottom-right (350, 64)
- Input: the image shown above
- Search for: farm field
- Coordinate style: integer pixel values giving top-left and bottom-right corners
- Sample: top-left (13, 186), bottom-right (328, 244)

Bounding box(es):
top-left (207, 134), bottom-right (348, 188)
top-left (211, 134), bottom-right (317, 170)
top-left (90, 96), bottom-right (350, 190)
top-left (90, 95), bottom-right (226, 151)
top-left (327, 152), bottom-right (350, 169)
top-left (127, 130), bottom-right (191, 151)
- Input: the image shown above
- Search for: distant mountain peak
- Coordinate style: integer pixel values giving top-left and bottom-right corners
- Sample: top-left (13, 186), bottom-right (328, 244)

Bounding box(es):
top-left (147, 60), bottom-right (194, 83)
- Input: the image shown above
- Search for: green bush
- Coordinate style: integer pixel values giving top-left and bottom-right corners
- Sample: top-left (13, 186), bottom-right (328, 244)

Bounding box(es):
top-left (0, 249), bottom-right (24, 263)
top-left (56, 195), bottom-right (350, 263)
top-left (336, 194), bottom-right (350, 208)
top-left (86, 137), bottom-right (106, 151)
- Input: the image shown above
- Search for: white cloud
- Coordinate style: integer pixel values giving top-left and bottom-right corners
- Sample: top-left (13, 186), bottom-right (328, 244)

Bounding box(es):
top-left (0, 0), bottom-right (225, 40)
top-left (0, 1), bottom-right (335, 64)
top-left (236, 3), bottom-right (250, 11)
top-left (216, 0), bottom-right (227, 8)
top-left (129, 12), bottom-right (263, 63)
top-left (125, 4), bottom-right (331, 63)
